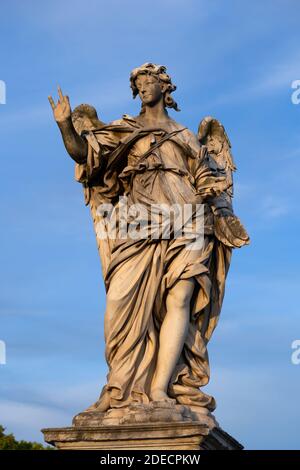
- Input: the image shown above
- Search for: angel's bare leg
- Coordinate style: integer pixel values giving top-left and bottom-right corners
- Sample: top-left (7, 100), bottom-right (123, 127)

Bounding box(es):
top-left (151, 278), bottom-right (195, 402)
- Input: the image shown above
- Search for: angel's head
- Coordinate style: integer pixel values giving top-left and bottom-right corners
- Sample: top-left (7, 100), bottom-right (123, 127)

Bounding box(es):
top-left (130, 63), bottom-right (179, 113)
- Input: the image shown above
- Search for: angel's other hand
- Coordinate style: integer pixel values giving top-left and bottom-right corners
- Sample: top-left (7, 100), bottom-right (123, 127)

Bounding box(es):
top-left (214, 214), bottom-right (250, 248)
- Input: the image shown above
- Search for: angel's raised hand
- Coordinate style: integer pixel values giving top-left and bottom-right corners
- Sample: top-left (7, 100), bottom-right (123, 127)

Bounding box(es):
top-left (48, 86), bottom-right (72, 123)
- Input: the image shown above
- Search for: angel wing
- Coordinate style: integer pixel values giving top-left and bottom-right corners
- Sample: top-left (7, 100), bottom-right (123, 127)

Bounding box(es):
top-left (197, 116), bottom-right (249, 248)
top-left (198, 116), bottom-right (236, 198)
top-left (71, 103), bottom-right (105, 135)
top-left (72, 104), bottom-right (114, 279)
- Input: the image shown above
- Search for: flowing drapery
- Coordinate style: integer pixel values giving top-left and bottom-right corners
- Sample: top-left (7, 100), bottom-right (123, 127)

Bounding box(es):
top-left (75, 115), bottom-right (232, 411)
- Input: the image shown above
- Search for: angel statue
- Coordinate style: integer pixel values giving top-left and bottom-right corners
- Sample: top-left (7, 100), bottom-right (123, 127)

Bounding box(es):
top-left (48, 63), bottom-right (249, 426)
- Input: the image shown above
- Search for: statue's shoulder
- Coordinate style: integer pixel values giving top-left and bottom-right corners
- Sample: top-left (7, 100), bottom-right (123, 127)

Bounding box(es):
top-left (109, 114), bottom-right (140, 128)
top-left (167, 117), bottom-right (195, 135)
top-left (168, 118), bottom-right (200, 151)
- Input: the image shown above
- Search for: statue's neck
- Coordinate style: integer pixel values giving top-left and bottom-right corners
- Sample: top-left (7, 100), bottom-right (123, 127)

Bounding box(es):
top-left (140, 100), bottom-right (169, 126)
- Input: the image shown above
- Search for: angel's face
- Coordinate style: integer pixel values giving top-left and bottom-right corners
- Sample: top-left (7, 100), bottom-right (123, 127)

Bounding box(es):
top-left (135, 74), bottom-right (164, 107)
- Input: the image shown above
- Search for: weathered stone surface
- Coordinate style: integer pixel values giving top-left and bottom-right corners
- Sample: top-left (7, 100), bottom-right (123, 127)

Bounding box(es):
top-left (43, 402), bottom-right (242, 450)
top-left (72, 401), bottom-right (218, 428)
top-left (42, 421), bottom-right (243, 450)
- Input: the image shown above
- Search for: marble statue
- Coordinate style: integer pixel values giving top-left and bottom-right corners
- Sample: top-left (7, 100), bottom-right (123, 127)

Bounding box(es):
top-left (48, 63), bottom-right (249, 427)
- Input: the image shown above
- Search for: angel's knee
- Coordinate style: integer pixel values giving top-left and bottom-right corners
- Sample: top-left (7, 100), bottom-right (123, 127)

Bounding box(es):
top-left (166, 278), bottom-right (195, 311)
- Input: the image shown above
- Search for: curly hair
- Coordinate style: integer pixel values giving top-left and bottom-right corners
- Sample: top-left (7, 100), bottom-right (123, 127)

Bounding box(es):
top-left (130, 62), bottom-right (180, 113)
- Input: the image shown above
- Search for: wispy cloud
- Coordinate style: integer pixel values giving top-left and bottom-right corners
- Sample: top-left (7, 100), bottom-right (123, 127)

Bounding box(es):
top-left (0, 379), bottom-right (107, 443)
top-left (207, 366), bottom-right (300, 449)
top-left (206, 53), bottom-right (300, 108)
top-left (260, 195), bottom-right (290, 219)
top-left (0, 400), bottom-right (70, 443)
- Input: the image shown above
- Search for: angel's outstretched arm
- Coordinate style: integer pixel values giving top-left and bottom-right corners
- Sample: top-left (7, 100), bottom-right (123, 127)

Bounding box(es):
top-left (48, 86), bottom-right (88, 164)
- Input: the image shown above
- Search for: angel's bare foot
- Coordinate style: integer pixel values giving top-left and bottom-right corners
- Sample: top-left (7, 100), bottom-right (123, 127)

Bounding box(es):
top-left (85, 393), bottom-right (110, 413)
top-left (151, 388), bottom-right (175, 403)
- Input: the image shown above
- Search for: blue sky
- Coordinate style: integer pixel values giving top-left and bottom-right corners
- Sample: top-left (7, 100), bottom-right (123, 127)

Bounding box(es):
top-left (0, 0), bottom-right (300, 449)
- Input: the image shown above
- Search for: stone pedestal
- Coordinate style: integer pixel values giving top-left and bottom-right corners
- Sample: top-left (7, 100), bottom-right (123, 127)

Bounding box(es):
top-left (42, 402), bottom-right (243, 450)
top-left (42, 422), bottom-right (242, 450)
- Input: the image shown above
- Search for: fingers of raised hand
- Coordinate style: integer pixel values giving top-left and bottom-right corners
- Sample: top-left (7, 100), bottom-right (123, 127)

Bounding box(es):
top-left (58, 85), bottom-right (64, 102)
top-left (48, 95), bottom-right (56, 110)
top-left (48, 87), bottom-right (71, 119)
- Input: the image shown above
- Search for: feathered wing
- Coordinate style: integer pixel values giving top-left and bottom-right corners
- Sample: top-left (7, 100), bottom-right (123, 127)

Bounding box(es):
top-left (72, 104), bottom-right (114, 280)
top-left (72, 103), bottom-right (105, 135)
top-left (198, 116), bottom-right (250, 248)
top-left (198, 115), bottom-right (236, 197)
